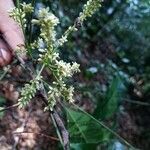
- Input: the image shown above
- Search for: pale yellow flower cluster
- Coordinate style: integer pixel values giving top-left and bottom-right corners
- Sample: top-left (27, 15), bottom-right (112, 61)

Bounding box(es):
top-left (10, 0), bottom-right (102, 110)
top-left (9, 3), bottom-right (33, 28)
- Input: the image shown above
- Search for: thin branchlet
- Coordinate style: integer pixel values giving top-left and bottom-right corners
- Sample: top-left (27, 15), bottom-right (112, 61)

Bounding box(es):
top-left (57, 0), bottom-right (103, 47)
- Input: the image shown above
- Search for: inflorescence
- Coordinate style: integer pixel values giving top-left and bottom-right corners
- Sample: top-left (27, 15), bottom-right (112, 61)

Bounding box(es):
top-left (10, 0), bottom-right (102, 111)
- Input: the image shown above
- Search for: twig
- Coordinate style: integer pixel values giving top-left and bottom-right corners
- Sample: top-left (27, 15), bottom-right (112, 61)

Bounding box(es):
top-left (13, 131), bottom-right (59, 141)
top-left (0, 59), bottom-right (17, 81)
top-left (14, 54), bottom-right (34, 77)
top-left (0, 66), bottom-right (10, 81)
top-left (52, 109), bottom-right (70, 150)
top-left (123, 98), bottom-right (150, 106)
top-left (28, 0), bottom-right (36, 46)
top-left (0, 103), bottom-right (19, 112)
top-left (50, 112), bottom-right (65, 148)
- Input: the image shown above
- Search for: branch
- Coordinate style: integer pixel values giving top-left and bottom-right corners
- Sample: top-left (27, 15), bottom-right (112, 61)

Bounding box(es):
top-left (0, 103), bottom-right (19, 112)
top-left (13, 131), bottom-right (59, 141)
top-left (52, 109), bottom-right (69, 150)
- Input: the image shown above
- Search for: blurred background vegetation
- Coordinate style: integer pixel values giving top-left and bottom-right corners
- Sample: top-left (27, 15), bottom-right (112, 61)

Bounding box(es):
top-left (1, 0), bottom-right (150, 149)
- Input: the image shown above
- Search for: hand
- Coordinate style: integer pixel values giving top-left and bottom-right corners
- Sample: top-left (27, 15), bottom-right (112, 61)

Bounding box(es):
top-left (0, 0), bottom-right (24, 67)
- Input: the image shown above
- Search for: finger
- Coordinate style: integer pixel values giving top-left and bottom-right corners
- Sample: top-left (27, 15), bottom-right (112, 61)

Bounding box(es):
top-left (0, 0), bottom-right (14, 11)
top-left (0, 0), bottom-right (25, 51)
top-left (0, 38), bottom-right (12, 67)
top-left (0, 20), bottom-right (25, 50)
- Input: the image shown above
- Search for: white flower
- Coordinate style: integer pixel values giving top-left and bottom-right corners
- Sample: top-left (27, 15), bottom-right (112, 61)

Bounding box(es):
top-left (55, 60), bottom-right (80, 78)
top-left (21, 3), bottom-right (34, 13)
top-left (38, 38), bottom-right (45, 48)
top-left (57, 36), bottom-right (68, 46)
top-left (72, 62), bottom-right (80, 73)
top-left (67, 86), bottom-right (75, 103)
top-left (38, 7), bottom-right (59, 26)
top-left (79, 0), bottom-right (102, 21)
top-left (52, 52), bottom-right (60, 60)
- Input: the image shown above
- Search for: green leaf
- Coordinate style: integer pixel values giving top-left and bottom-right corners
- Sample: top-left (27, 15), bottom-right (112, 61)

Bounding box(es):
top-left (0, 96), bottom-right (5, 105)
top-left (94, 77), bottom-right (126, 120)
top-left (65, 106), bottom-right (136, 149)
top-left (0, 107), bottom-right (4, 118)
top-left (105, 77), bottom-right (126, 118)
top-left (66, 107), bottom-right (111, 144)
top-left (70, 143), bottom-right (97, 150)
top-left (0, 96), bottom-right (6, 118)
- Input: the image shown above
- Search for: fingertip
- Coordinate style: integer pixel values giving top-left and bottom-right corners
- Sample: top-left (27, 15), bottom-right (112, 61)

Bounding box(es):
top-left (3, 29), bottom-right (25, 51)
top-left (0, 48), bottom-right (12, 67)
top-left (0, 39), bottom-right (12, 67)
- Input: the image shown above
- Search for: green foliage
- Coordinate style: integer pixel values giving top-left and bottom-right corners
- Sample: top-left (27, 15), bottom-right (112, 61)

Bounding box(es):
top-left (64, 76), bottom-right (132, 149)
top-left (66, 107), bottom-right (111, 144)
top-left (0, 96), bottom-right (6, 118)
top-left (70, 143), bottom-right (97, 150)
top-left (94, 77), bottom-right (126, 120)
top-left (66, 105), bottom-right (135, 149)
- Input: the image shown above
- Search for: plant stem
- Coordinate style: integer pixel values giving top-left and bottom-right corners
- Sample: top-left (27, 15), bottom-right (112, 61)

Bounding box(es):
top-left (13, 131), bottom-right (59, 141)
top-left (28, 0), bottom-right (36, 46)
top-left (0, 103), bottom-right (19, 112)
top-left (16, 0), bottom-right (20, 9)
top-left (52, 109), bottom-right (70, 150)
top-left (50, 113), bottom-right (65, 149)
top-left (37, 64), bottom-right (45, 78)
top-left (0, 66), bottom-right (10, 80)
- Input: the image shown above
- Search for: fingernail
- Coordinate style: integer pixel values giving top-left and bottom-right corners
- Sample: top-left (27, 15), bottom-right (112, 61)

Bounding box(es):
top-left (0, 48), bottom-right (12, 67)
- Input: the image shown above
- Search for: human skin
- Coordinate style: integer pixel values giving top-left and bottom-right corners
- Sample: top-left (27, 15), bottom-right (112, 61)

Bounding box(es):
top-left (0, 0), bottom-right (24, 67)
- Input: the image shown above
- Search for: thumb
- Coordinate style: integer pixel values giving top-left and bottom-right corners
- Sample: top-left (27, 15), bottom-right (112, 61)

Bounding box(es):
top-left (0, 38), bottom-right (12, 67)
top-left (0, 0), bottom-right (25, 51)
